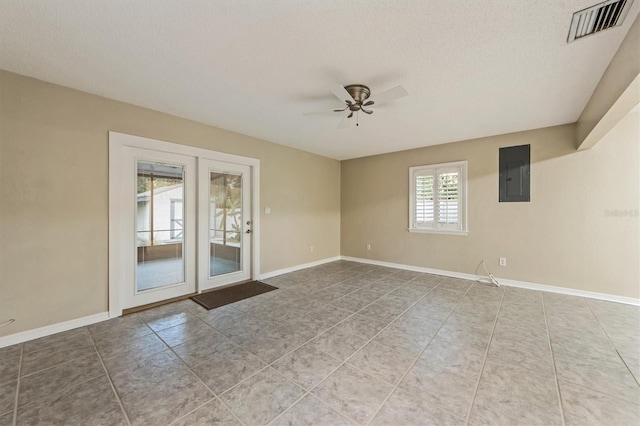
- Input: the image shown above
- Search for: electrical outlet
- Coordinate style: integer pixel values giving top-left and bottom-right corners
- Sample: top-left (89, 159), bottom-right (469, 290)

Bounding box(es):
top-left (310, 246), bottom-right (314, 253)
top-left (499, 257), bottom-right (507, 267)
top-left (366, 244), bottom-right (372, 251)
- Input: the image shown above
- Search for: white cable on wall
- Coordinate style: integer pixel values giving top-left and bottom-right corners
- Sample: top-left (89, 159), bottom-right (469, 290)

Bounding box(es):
top-left (0, 319), bottom-right (15, 328)
top-left (476, 260), bottom-right (500, 287)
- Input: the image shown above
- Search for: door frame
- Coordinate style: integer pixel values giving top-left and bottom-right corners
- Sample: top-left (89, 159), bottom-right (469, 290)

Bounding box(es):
top-left (108, 131), bottom-right (260, 318)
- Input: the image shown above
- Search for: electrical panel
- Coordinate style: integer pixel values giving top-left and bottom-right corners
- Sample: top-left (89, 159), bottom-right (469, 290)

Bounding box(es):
top-left (499, 144), bottom-right (530, 202)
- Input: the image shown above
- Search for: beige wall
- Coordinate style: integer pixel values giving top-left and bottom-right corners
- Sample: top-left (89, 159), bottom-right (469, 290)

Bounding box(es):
top-left (341, 121), bottom-right (639, 298)
top-left (0, 70), bottom-right (340, 336)
top-left (2, 19), bottom-right (639, 339)
top-left (577, 14), bottom-right (640, 145)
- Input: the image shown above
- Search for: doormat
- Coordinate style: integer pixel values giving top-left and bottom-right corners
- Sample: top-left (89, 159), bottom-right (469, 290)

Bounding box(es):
top-left (191, 281), bottom-right (278, 310)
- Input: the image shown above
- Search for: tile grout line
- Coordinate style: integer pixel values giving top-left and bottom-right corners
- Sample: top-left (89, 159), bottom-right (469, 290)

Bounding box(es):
top-left (15, 328), bottom-right (87, 357)
top-left (187, 368), bottom-right (255, 426)
top-left (110, 265), bottom-right (640, 423)
top-left (14, 373), bottom-right (113, 414)
top-left (551, 300), bottom-right (638, 405)
top-left (168, 284), bottom-right (386, 422)
top-left (14, 329), bottom-right (95, 380)
top-left (552, 377), bottom-right (640, 406)
top-left (256, 273), bottom-right (441, 425)
top-left (186, 301), bottom-right (334, 370)
top-left (209, 362), bottom-right (316, 425)
top-left (462, 286), bottom-right (506, 425)
top-left (140, 314), bottom-right (249, 426)
top-left (134, 268), bottom-right (460, 425)
top-left (155, 267), bottom-right (458, 423)
top-left (258, 364), bottom-right (326, 426)
top-left (293, 275), bottom-right (443, 360)
top-left (364, 279), bottom-right (479, 426)
top-left (263, 388), bottom-right (312, 425)
top-left (267, 392), bottom-right (353, 426)
top-left (165, 398), bottom-right (220, 426)
top-left (270, 276), bottom-right (433, 424)
top-left (261, 274), bottom-right (404, 425)
top-left (216, 278), bottom-right (394, 369)
top-left (86, 328), bottom-right (133, 426)
top-left (215, 278), bottom-right (367, 336)
top-left (17, 343), bottom-right (99, 380)
top-left (11, 328), bottom-right (147, 420)
top-left (11, 343), bottom-right (23, 426)
top-left (178, 272), bottom-right (381, 425)
top-left (201, 278), bottom-right (636, 422)
top-left (20, 262), bottom-right (630, 425)
top-left (541, 294), bottom-right (567, 426)
top-left (4, 268), bottom-right (368, 426)
top-left (584, 300), bottom-right (640, 388)
top-left (542, 297), bottom-right (640, 404)
top-left (352, 286), bottom-right (441, 357)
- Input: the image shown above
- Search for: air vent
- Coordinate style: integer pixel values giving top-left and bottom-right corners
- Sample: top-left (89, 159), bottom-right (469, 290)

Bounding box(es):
top-left (567, 0), bottom-right (634, 42)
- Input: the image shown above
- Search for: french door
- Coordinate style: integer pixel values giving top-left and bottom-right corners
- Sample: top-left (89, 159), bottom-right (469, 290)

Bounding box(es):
top-left (110, 132), bottom-right (257, 312)
top-left (198, 159), bottom-right (252, 290)
top-left (121, 147), bottom-right (197, 309)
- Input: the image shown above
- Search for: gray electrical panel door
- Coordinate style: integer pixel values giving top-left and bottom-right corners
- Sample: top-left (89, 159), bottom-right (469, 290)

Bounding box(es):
top-left (499, 144), bottom-right (530, 202)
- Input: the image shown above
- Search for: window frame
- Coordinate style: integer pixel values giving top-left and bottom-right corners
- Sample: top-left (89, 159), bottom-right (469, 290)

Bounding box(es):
top-left (408, 160), bottom-right (468, 235)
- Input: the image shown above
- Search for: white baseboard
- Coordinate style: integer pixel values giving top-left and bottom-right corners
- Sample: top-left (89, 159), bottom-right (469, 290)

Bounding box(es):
top-left (495, 278), bottom-right (640, 306)
top-left (4, 254), bottom-right (636, 349)
top-left (0, 312), bottom-right (110, 349)
top-left (341, 256), bottom-right (640, 306)
top-left (260, 256), bottom-right (342, 280)
top-left (341, 256), bottom-right (480, 281)
top-left (0, 256), bottom-right (341, 349)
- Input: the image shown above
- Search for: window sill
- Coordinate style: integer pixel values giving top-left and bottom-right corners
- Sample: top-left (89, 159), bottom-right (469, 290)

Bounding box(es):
top-left (408, 228), bottom-right (468, 236)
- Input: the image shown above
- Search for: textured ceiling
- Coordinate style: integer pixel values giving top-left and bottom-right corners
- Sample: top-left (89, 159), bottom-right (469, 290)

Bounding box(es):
top-left (0, 1), bottom-right (637, 160)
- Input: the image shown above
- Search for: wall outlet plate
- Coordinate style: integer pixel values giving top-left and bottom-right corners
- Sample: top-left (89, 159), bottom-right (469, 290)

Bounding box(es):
top-left (499, 258), bottom-right (507, 266)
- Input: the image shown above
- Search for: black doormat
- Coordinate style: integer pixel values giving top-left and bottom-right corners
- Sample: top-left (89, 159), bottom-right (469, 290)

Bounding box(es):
top-left (191, 281), bottom-right (278, 310)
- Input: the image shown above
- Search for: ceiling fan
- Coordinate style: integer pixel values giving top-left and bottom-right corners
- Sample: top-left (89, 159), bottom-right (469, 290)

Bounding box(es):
top-left (304, 83), bottom-right (409, 128)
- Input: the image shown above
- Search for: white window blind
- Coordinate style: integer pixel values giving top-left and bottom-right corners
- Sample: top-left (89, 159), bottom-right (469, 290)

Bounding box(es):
top-left (410, 161), bottom-right (467, 234)
top-left (415, 173), bottom-right (435, 224)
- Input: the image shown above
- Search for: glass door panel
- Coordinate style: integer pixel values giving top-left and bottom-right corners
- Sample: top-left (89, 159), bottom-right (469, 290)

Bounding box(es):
top-left (198, 159), bottom-right (251, 290)
top-left (136, 161), bottom-right (186, 291)
top-left (209, 172), bottom-right (243, 277)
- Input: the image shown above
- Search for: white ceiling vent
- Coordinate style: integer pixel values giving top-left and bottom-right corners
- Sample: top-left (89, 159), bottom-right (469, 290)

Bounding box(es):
top-left (568, 0), bottom-right (634, 42)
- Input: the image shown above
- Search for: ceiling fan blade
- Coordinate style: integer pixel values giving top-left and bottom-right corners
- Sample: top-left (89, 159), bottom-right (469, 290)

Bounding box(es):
top-left (347, 111), bottom-right (354, 118)
top-left (374, 85), bottom-right (409, 105)
top-left (363, 101), bottom-right (374, 106)
top-left (362, 109), bottom-right (373, 114)
top-left (331, 84), bottom-right (356, 105)
top-left (303, 109), bottom-right (338, 116)
top-left (337, 114), bottom-right (353, 129)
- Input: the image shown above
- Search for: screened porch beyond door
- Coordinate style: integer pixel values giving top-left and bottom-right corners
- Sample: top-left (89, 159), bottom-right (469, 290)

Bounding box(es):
top-left (136, 164), bottom-right (242, 292)
top-left (136, 251), bottom-right (240, 291)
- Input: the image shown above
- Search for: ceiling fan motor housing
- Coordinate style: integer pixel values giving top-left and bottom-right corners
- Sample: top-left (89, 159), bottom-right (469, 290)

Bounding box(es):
top-left (345, 84), bottom-right (371, 104)
top-left (307, 82), bottom-right (408, 127)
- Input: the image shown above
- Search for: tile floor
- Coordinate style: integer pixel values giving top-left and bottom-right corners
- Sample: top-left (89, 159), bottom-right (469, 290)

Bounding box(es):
top-left (1, 261), bottom-right (639, 425)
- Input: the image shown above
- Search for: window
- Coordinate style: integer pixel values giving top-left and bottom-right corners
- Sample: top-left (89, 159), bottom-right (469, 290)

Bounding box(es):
top-left (409, 160), bottom-right (467, 234)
